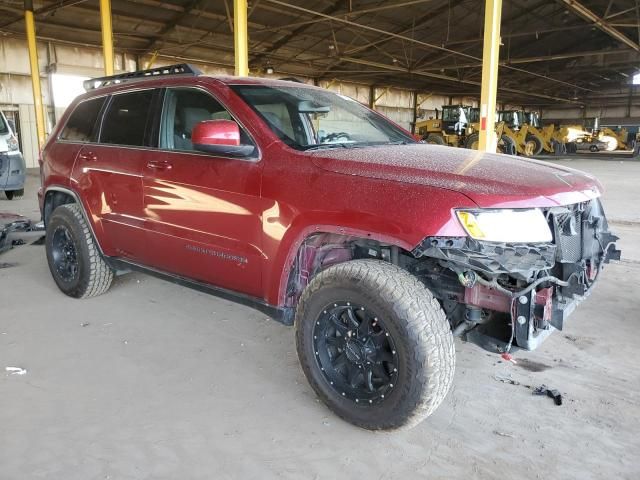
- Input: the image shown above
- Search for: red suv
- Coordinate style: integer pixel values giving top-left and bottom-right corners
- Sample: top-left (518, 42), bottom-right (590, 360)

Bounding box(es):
top-left (39, 64), bottom-right (620, 430)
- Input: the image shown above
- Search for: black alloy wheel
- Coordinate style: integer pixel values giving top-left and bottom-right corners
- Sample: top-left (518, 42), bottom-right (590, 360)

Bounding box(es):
top-left (312, 302), bottom-right (399, 405)
top-left (50, 225), bottom-right (79, 282)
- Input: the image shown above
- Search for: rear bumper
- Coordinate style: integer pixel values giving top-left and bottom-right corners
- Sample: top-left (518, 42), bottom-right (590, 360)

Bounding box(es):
top-left (0, 152), bottom-right (26, 190)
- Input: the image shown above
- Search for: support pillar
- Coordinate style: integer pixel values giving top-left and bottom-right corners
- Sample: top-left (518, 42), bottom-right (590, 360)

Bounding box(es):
top-left (100, 0), bottom-right (114, 75)
top-left (411, 91), bottom-right (418, 134)
top-left (478, 0), bottom-right (502, 152)
top-left (234, 0), bottom-right (249, 76)
top-left (24, 0), bottom-right (46, 149)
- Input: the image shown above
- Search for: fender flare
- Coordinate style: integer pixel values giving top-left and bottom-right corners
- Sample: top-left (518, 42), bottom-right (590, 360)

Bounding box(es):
top-left (43, 185), bottom-right (106, 255)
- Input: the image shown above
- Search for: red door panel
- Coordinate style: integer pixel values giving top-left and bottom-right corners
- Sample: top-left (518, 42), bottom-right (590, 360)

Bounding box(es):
top-left (142, 152), bottom-right (265, 297)
top-left (73, 145), bottom-right (149, 260)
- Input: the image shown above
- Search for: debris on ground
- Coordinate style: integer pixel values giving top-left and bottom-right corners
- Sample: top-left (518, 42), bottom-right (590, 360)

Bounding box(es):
top-left (493, 430), bottom-right (516, 438)
top-left (5, 366), bottom-right (27, 375)
top-left (501, 352), bottom-right (517, 364)
top-left (81, 322), bottom-right (90, 327)
top-left (0, 214), bottom-right (45, 255)
top-left (493, 373), bottom-right (520, 385)
top-left (494, 374), bottom-right (564, 406)
top-left (533, 384), bottom-right (563, 406)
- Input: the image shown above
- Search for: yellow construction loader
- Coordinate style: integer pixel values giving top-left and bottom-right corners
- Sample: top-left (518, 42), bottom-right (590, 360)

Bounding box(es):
top-left (550, 118), bottom-right (629, 152)
top-left (462, 108), bottom-right (516, 155)
top-left (585, 118), bottom-right (629, 151)
top-left (497, 110), bottom-right (552, 156)
top-left (415, 105), bottom-right (472, 147)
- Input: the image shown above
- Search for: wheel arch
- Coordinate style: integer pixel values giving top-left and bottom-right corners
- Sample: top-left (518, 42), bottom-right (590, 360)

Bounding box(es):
top-left (270, 224), bottom-right (416, 309)
top-left (43, 186), bottom-right (106, 255)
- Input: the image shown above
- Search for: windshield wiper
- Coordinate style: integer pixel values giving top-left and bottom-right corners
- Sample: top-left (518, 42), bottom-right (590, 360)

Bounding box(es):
top-left (302, 142), bottom-right (355, 151)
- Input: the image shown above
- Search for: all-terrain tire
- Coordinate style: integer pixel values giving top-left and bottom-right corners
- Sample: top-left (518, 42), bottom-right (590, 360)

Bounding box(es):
top-left (424, 133), bottom-right (446, 145)
top-left (295, 259), bottom-right (455, 430)
top-left (45, 203), bottom-right (113, 298)
top-left (5, 189), bottom-right (24, 200)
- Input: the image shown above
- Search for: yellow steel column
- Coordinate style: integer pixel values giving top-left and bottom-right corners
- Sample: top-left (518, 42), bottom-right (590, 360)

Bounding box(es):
top-left (24, 0), bottom-right (46, 149)
top-left (100, 0), bottom-right (114, 75)
top-left (478, 0), bottom-right (502, 152)
top-left (233, 0), bottom-right (249, 76)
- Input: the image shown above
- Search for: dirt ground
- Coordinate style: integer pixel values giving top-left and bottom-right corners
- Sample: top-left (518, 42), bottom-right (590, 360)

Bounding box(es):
top-left (1, 159), bottom-right (639, 480)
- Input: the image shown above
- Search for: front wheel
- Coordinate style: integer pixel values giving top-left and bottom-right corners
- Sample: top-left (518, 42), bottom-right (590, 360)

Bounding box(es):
top-left (424, 133), bottom-right (446, 145)
top-left (295, 260), bottom-right (455, 430)
top-left (464, 133), bottom-right (479, 150)
top-left (525, 134), bottom-right (543, 155)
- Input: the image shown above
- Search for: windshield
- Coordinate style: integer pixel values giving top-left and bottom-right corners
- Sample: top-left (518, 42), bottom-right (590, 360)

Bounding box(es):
top-left (0, 113), bottom-right (8, 135)
top-left (230, 85), bottom-right (415, 150)
top-left (442, 107), bottom-right (461, 121)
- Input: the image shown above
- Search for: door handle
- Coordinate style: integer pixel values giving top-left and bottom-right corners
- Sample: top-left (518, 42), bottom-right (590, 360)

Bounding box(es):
top-left (146, 160), bottom-right (173, 170)
top-left (78, 151), bottom-right (98, 161)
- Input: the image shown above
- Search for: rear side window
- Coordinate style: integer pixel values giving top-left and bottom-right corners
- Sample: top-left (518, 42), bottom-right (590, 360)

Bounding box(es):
top-left (100, 90), bottom-right (153, 146)
top-left (59, 97), bottom-right (106, 142)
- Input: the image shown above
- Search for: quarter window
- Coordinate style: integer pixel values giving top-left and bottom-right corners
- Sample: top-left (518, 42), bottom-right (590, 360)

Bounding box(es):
top-left (59, 97), bottom-right (106, 142)
top-left (100, 90), bottom-right (154, 146)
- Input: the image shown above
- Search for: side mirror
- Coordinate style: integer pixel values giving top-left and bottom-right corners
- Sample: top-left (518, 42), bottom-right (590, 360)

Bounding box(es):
top-left (192, 120), bottom-right (255, 157)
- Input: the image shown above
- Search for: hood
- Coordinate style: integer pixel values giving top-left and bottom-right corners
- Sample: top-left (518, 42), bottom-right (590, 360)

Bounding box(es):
top-left (309, 144), bottom-right (602, 208)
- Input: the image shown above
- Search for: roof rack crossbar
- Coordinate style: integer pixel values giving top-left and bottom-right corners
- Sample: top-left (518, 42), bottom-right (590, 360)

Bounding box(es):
top-left (83, 63), bottom-right (202, 91)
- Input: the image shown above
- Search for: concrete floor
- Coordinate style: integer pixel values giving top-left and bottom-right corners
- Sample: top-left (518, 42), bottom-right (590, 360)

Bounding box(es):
top-left (1, 159), bottom-right (639, 479)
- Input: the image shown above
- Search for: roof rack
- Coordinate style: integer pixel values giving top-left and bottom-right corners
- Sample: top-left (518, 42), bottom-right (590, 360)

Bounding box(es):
top-left (83, 63), bottom-right (202, 91)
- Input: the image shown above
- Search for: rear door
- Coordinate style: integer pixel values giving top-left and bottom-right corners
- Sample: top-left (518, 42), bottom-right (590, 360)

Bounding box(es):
top-left (141, 86), bottom-right (264, 297)
top-left (73, 89), bottom-right (160, 260)
top-left (46, 97), bottom-right (106, 193)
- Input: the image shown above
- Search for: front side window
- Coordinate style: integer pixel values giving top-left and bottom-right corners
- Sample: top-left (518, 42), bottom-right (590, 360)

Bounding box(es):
top-left (442, 107), bottom-right (461, 122)
top-left (159, 88), bottom-right (252, 152)
top-left (230, 85), bottom-right (415, 151)
top-left (59, 97), bottom-right (106, 142)
top-left (100, 90), bottom-right (153, 146)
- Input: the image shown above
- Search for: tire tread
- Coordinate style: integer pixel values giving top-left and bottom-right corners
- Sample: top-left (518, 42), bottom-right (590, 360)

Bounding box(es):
top-left (296, 259), bottom-right (455, 430)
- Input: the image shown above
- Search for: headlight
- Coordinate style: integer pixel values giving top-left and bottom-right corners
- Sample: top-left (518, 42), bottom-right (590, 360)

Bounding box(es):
top-left (456, 208), bottom-right (552, 243)
top-left (8, 136), bottom-right (19, 152)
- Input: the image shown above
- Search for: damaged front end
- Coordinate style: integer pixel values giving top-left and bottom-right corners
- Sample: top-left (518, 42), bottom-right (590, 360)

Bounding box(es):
top-left (412, 199), bottom-right (620, 352)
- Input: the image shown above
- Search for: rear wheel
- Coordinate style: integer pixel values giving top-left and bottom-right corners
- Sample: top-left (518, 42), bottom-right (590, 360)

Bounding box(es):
top-left (424, 133), bottom-right (446, 145)
top-left (5, 189), bottom-right (24, 200)
top-left (45, 203), bottom-right (113, 298)
top-left (295, 260), bottom-right (455, 430)
top-left (498, 135), bottom-right (517, 155)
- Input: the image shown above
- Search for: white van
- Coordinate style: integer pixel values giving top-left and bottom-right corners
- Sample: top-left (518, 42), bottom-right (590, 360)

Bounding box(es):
top-left (0, 110), bottom-right (26, 200)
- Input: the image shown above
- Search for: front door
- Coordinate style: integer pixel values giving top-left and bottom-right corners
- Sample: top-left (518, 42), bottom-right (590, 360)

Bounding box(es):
top-left (141, 87), bottom-right (264, 298)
